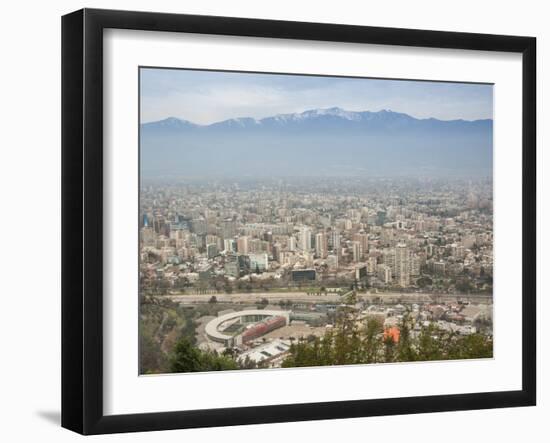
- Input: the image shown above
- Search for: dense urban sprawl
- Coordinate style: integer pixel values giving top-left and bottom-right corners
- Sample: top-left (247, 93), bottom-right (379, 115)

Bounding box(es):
top-left (139, 177), bottom-right (493, 373)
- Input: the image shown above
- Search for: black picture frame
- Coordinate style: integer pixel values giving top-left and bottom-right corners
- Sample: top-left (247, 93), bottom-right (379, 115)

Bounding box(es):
top-left (62, 8), bottom-right (537, 435)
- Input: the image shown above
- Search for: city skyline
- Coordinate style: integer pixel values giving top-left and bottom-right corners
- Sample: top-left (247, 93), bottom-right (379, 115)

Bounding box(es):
top-left (139, 176), bottom-right (494, 374)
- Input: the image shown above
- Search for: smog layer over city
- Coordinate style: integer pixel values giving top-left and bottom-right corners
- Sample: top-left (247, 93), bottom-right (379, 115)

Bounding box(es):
top-left (139, 68), bottom-right (494, 374)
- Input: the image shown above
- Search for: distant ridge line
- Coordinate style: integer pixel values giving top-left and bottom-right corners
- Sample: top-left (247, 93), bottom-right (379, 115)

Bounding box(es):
top-left (141, 107), bottom-right (493, 128)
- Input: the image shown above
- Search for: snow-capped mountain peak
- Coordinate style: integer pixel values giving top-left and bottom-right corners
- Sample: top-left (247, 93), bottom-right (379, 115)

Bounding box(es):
top-left (141, 108), bottom-right (491, 132)
top-left (269, 107), bottom-right (362, 122)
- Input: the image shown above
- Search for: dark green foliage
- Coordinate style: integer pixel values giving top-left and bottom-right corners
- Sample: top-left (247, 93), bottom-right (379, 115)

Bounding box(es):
top-left (383, 335), bottom-right (396, 363)
top-left (139, 297), bottom-right (198, 374)
top-left (416, 276), bottom-right (433, 288)
top-left (169, 338), bottom-right (239, 373)
top-left (396, 315), bottom-right (416, 362)
top-left (282, 310), bottom-right (493, 368)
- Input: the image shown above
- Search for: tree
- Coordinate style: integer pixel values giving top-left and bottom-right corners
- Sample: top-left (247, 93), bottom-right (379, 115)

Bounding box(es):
top-left (455, 278), bottom-right (473, 293)
top-left (447, 333), bottom-right (493, 360)
top-left (396, 314), bottom-right (416, 362)
top-left (208, 295), bottom-right (217, 304)
top-left (281, 308), bottom-right (493, 368)
top-left (169, 338), bottom-right (239, 373)
top-left (139, 329), bottom-right (167, 374)
top-left (383, 335), bottom-right (396, 363)
top-left (169, 337), bottom-right (204, 372)
top-left (363, 317), bottom-right (384, 363)
top-left (417, 276), bottom-right (433, 288)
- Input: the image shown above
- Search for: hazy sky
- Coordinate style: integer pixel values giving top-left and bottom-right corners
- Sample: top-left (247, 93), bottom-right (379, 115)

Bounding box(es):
top-left (140, 68), bottom-right (493, 125)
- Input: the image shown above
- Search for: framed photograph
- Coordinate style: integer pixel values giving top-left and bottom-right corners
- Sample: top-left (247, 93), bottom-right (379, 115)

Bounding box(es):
top-left (62, 8), bottom-right (536, 435)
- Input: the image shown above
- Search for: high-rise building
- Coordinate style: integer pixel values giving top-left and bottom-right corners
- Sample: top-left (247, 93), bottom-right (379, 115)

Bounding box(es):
top-left (237, 236), bottom-right (249, 254)
top-left (288, 236), bottom-right (297, 252)
top-left (327, 254), bottom-right (338, 269)
top-left (376, 211), bottom-right (387, 226)
top-left (224, 254), bottom-right (240, 278)
top-left (299, 227), bottom-right (312, 251)
top-left (394, 243), bottom-right (410, 287)
top-left (153, 215), bottom-right (167, 235)
top-left (238, 254), bottom-right (251, 274)
top-left (355, 265), bottom-right (367, 280)
top-left (351, 241), bottom-right (362, 263)
top-left (315, 232), bottom-right (328, 258)
top-left (410, 254), bottom-right (420, 276)
top-left (367, 256), bottom-right (377, 275)
top-left (223, 238), bottom-right (237, 252)
top-left (248, 238), bottom-right (263, 254)
top-left (331, 230), bottom-right (341, 252)
top-left (377, 264), bottom-right (392, 283)
top-left (206, 234), bottom-right (222, 250)
top-left (207, 243), bottom-right (218, 259)
top-left (221, 219), bottom-right (237, 240)
top-left (249, 253), bottom-right (268, 272)
top-left (353, 232), bottom-right (368, 259)
top-left (273, 243), bottom-right (282, 263)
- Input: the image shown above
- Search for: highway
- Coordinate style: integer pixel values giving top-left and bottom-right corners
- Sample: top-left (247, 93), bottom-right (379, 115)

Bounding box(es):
top-left (155, 291), bottom-right (493, 305)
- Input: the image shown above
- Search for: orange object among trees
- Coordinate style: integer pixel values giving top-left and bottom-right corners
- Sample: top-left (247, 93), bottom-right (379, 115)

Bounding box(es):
top-left (384, 327), bottom-right (400, 343)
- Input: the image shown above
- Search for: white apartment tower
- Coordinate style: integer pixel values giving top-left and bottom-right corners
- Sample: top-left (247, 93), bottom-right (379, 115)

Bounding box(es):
top-left (394, 243), bottom-right (410, 287)
top-left (315, 232), bottom-right (328, 258)
top-left (299, 227), bottom-right (312, 251)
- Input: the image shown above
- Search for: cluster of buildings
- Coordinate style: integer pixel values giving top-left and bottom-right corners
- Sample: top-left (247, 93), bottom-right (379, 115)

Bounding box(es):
top-left (139, 177), bottom-right (493, 294)
top-left (194, 297), bottom-right (492, 367)
top-left (363, 300), bottom-right (493, 337)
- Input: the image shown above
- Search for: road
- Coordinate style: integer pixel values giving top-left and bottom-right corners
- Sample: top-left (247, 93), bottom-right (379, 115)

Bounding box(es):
top-left (156, 291), bottom-right (493, 305)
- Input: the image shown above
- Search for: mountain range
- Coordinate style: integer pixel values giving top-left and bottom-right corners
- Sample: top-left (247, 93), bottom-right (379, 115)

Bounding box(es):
top-left (140, 107), bottom-right (493, 178)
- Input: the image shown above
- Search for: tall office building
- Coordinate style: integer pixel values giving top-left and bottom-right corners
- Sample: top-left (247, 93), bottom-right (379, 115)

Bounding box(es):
top-left (221, 219), bottom-right (237, 240)
top-left (377, 264), bottom-right (392, 283)
top-left (288, 236), bottom-right (297, 252)
top-left (273, 243), bottom-right (282, 263)
top-left (249, 253), bottom-right (268, 272)
top-left (331, 230), bottom-right (341, 252)
top-left (315, 232), bottom-right (328, 259)
top-left (367, 256), bottom-right (377, 275)
top-left (223, 238), bottom-right (237, 252)
top-left (237, 236), bottom-right (249, 254)
top-left (410, 253), bottom-right (421, 276)
top-left (353, 232), bottom-right (368, 259)
top-left (299, 227), bottom-right (312, 251)
top-left (206, 243), bottom-right (218, 259)
top-left (376, 211), bottom-right (387, 226)
top-left (352, 241), bottom-right (362, 263)
top-left (248, 238), bottom-right (263, 254)
top-left (224, 255), bottom-right (240, 278)
top-left (394, 243), bottom-right (410, 287)
top-left (153, 215), bottom-right (167, 235)
top-left (205, 234), bottom-right (222, 250)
